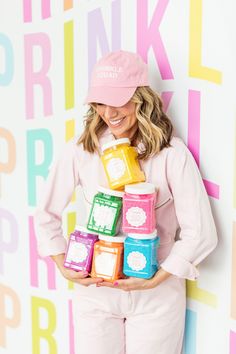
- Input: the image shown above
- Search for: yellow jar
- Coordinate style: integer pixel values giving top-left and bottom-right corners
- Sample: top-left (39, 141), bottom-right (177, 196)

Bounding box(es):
top-left (101, 138), bottom-right (145, 190)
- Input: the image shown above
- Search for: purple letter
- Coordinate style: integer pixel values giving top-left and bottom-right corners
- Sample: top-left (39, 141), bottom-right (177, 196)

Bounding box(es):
top-left (87, 0), bottom-right (121, 80)
top-left (0, 208), bottom-right (18, 274)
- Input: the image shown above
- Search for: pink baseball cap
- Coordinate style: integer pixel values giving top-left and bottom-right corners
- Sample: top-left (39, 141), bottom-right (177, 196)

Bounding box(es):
top-left (84, 50), bottom-right (149, 107)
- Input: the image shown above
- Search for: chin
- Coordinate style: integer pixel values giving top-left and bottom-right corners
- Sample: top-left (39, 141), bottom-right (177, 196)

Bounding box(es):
top-left (111, 128), bottom-right (128, 138)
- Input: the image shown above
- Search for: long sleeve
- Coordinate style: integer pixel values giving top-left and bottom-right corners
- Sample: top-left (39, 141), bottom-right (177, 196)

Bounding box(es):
top-left (160, 139), bottom-right (218, 280)
top-left (34, 139), bottom-right (80, 257)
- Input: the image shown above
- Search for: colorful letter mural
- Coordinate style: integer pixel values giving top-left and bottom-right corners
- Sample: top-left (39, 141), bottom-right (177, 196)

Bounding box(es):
top-left (1, 0), bottom-right (235, 353)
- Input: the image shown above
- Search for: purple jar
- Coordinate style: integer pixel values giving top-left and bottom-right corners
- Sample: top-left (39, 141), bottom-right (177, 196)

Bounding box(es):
top-left (64, 225), bottom-right (98, 272)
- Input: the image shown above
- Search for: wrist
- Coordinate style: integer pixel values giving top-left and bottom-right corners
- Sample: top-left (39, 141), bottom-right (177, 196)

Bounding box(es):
top-left (151, 267), bottom-right (172, 287)
top-left (50, 253), bottom-right (65, 269)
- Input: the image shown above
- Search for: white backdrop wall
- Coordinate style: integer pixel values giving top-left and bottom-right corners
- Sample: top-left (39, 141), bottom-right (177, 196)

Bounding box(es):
top-left (1, 1), bottom-right (236, 353)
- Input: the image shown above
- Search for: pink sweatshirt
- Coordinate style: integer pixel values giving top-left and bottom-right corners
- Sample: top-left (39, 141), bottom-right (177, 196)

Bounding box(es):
top-left (34, 129), bottom-right (218, 280)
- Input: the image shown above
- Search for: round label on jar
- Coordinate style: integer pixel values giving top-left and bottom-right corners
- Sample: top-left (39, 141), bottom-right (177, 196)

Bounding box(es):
top-left (126, 207), bottom-right (147, 227)
top-left (93, 204), bottom-right (116, 229)
top-left (95, 252), bottom-right (116, 276)
top-left (67, 242), bottom-right (88, 263)
top-left (127, 251), bottom-right (147, 271)
top-left (106, 158), bottom-right (126, 180)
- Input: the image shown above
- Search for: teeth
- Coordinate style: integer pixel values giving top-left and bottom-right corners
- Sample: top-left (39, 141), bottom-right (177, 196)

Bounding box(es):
top-left (109, 117), bottom-right (125, 126)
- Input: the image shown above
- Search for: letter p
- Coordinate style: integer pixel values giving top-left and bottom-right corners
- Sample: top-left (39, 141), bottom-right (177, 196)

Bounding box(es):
top-left (0, 208), bottom-right (18, 274)
top-left (0, 284), bottom-right (21, 347)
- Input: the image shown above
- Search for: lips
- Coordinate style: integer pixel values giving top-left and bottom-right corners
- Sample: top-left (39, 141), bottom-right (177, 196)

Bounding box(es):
top-left (109, 116), bottom-right (126, 127)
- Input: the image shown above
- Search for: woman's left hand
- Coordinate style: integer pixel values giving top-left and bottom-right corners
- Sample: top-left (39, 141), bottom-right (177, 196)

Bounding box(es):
top-left (97, 268), bottom-right (171, 291)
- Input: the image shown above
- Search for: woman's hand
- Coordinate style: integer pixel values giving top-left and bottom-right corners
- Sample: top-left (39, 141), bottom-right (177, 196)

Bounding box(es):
top-left (97, 268), bottom-right (171, 291)
top-left (51, 253), bottom-right (103, 286)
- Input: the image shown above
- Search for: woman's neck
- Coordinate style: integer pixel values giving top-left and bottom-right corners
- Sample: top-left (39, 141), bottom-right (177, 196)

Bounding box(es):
top-left (113, 123), bottom-right (139, 144)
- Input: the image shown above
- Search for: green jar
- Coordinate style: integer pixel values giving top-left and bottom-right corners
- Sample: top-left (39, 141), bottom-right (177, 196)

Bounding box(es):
top-left (87, 186), bottom-right (124, 236)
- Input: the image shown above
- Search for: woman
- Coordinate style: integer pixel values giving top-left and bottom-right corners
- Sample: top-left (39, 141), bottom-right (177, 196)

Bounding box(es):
top-left (35, 50), bottom-right (218, 354)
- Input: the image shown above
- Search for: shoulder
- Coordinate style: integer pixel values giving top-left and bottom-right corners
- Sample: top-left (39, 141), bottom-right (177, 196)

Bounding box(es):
top-left (54, 137), bottom-right (88, 165)
top-left (168, 136), bottom-right (188, 153)
top-left (160, 136), bottom-right (197, 174)
top-left (164, 136), bottom-right (200, 183)
top-left (60, 136), bottom-right (82, 156)
top-left (153, 136), bottom-right (189, 161)
top-left (60, 128), bottom-right (114, 161)
top-left (165, 136), bottom-right (192, 162)
top-left (72, 127), bottom-right (114, 154)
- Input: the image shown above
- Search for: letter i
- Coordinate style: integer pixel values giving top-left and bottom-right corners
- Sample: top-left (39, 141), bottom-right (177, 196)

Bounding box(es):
top-left (64, 20), bottom-right (74, 111)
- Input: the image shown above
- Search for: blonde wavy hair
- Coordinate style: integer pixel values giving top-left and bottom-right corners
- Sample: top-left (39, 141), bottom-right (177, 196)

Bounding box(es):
top-left (78, 86), bottom-right (173, 160)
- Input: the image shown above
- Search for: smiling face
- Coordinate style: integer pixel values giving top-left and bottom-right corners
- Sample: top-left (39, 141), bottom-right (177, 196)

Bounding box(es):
top-left (94, 101), bottom-right (138, 140)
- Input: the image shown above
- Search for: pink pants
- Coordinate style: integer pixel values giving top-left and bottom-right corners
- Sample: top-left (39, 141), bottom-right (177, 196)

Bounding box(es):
top-left (72, 275), bottom-right (186, 354)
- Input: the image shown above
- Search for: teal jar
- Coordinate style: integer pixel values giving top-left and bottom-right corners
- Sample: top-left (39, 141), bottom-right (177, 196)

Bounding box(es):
top-left (123, 231), bottom-right (160, 279)
top-left (87, 186), bottom-right (124, 236)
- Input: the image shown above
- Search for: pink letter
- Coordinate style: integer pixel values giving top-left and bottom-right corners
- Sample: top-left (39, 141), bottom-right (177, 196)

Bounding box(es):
top-left (24, 33), bottom-right (52, 119)
top-left (137, 0), bottom-right (173, 79)
top-left (68, 300), bottom-right (75, 354)
top-left (188, 90), bottom-right (219, 199)
top-left (230, 331), bottom-right (236, 354)
top-left (161, 91), bottom-right (173, 113)
top-left (29, 216), bottom-right (56, 289)
top-left (23, 0), bottom-right (51, 22)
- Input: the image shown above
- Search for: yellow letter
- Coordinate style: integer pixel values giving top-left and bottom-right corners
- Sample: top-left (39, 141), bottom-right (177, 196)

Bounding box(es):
top-left (31, 296), bottom-right (57, 354)
top-left (187, 280), bottom-right (217, 307)
top-left (189, 0), bottom-right (222, 84)
top-left (64, 21), bottom-right (74, 110)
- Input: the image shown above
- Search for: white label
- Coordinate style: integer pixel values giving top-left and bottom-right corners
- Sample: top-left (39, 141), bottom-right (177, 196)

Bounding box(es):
top-left (106, 158), bottom-right (126, 180)
top-left (67, 242), bottom-right (88, 263)
top-left (126, 207), bottom-right (147, 227)
top-left (127, 251), bottom-right (147, 271)
top-left (95, 252), bottom-right (116, 276)
top-left (93, 204), bottom-right (116, 229)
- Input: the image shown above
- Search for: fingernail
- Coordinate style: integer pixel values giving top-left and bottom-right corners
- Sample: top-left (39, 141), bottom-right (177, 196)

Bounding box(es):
top-left (114, 282), bottom-right (119, 286)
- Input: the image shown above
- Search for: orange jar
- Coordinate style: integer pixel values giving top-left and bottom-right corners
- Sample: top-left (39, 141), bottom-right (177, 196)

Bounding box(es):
top-left (91, 235), bottom-right (126, 282)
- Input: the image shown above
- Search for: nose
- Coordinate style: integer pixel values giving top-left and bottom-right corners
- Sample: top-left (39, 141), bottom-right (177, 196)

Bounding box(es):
top-left (103, 105), bottom-right (118, 119)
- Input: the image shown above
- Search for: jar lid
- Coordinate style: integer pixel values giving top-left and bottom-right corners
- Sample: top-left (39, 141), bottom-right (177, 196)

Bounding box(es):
top-left (101, 138), bottom-right (130, 153)
top-left (75, 225), bottom-right (99, 236)
top-left (98, 234), bottom-right (126, 243)
top-left (126, 230), bottom-right (158, 240)
top-left (97, 186), bottom-right (124, 198)
top-left (125, 182), bottom-right (156, 195)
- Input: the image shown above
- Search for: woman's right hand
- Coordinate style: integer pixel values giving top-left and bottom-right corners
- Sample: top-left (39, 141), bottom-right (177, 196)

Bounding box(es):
top-left (50, 253), bottom-right (103, 286)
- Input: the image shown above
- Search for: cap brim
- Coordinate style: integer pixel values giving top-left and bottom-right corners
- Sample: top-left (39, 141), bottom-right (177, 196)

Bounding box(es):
top-left (84, 86), bottom-right (137, 107)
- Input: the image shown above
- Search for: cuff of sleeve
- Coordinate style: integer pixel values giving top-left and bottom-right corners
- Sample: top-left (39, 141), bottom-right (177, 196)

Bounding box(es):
top-left (160, 253), bottom-right (199, 280)
top-left (38, 237), bottom-right (68, 258)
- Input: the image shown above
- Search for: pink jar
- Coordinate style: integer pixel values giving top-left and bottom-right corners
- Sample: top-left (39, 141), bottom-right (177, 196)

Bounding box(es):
top-left (122, 183), bottom-right (157, 234)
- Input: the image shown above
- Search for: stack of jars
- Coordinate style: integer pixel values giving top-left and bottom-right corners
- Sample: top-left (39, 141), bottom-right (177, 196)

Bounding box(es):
top-left (64, 138), bottom-right (160, 282)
